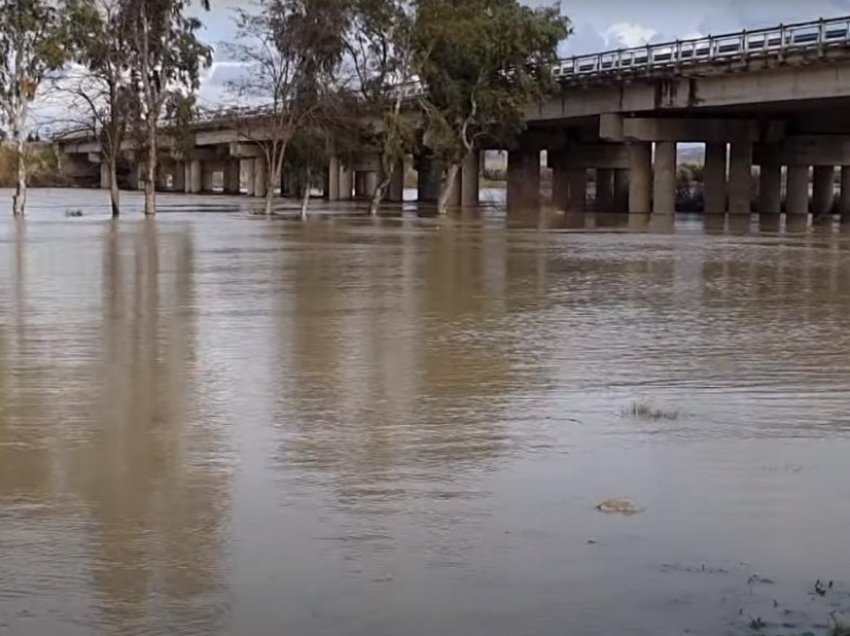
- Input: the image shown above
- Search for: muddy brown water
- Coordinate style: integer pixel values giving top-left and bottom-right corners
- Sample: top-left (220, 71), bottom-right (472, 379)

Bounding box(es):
top-left (2, 189), bottom-right (850, 635)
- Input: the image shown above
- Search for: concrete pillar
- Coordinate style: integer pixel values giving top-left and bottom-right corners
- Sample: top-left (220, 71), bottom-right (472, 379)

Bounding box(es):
top-left (728, 142), bottom-right (753, 216)
top-left (243, 158), bottom-right (255, 197)
top-left (128, 165), bottom-right (142, 191)
top-left (327, 156), bottom-right (340, 200)
top-left (652, 141), bottom-right (676, 215)
top-left (173, 161), bottom-right (185, 193)
top-left (758, 163), bottom-right (782, 215)
top-left (812, 166), bottom-right (835, 218)
top-left (364, 171), bottom-right (379, 200)
top-left (188, 159), bottom-right (202, 194)
top-left (202, 167), bottom-right (215, 193)
top-left (613, 169), bottom-right (629, 212)
top-left (840, 167), bottom-right (850, 221)
top-left (339, 165), bottom-right (353, 201)
top-left (387, 158), bottom-right (405, 202)
top-left (628, 142), bottom-right (652, 214)
top-left (703, 142), bottom-right (728, 214)
top-left (786, 165), bottom-right (810, 217)
top-left (253, 156), bottom-right (267, 198)
top-left (156, 162), bottom-right (171, 191)
top-left (461, 151), bottom-right (480, 207)
top-left (506, 148), bottom-right (540, 211)
top-left (353, 171), bottom-right (365, 198)
top-left (224, 160), bottom-right (241, 194)
top-left (596, 168), bottom-right (615, 211)
top-left (100, 162), bottom-right (110, 190)
top-left (417, 154), bottom-right (441, 203)
top-left (566, 169), bottom-right (587, 212)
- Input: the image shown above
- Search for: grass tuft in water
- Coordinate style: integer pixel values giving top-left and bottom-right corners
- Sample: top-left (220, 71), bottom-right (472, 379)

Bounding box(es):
top-left (831, 613), bottom-right (850, 636)
top-left (623, 399), bottom-right (680, 421)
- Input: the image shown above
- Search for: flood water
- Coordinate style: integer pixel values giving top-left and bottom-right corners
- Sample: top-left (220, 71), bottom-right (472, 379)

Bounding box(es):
top-left (2, 188), bottom-right (850, 636)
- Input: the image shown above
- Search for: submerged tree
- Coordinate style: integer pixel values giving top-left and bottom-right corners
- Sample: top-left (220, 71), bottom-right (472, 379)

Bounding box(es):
top-left (122, 0), bottom-right (211, 216)
top-left (65, 0), bottom-right (134, 218)
top-left (345, 0), bottom-right (417, 215)
top-left (0, 0), bottom-right (69, 216)
top-left (229, 0), bottom-right (349, 216)
top-left (414, 0), bottom-right (570, 213)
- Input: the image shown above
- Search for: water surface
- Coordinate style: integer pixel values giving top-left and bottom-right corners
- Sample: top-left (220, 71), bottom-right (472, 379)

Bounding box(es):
top-left (2, 189), bottom-right (850, 635)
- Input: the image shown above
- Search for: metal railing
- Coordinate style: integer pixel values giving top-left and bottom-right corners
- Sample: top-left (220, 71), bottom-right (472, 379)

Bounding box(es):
top-left (552, 15), bottom-right (850, 79)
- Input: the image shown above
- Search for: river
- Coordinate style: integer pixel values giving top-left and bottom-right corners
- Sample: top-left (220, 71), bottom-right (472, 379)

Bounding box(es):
top-left (1, 188), bottom-right (850, 635)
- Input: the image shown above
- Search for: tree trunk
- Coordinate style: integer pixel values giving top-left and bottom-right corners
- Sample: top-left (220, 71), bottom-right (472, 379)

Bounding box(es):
top-left (436, 162), bottom-right (461, 215)
top-left (12, 136), bottom-right (26, 217)
top-left (300, 180), bottom-right (310, 219)
top-left (11, 103), bottom-right (26, 217)
top-left (109, 157), bottom-right (120, 218)
top-left (144, 119), bottom-right (157, 215)
top-left (369, 174), bottom-right (391, 216)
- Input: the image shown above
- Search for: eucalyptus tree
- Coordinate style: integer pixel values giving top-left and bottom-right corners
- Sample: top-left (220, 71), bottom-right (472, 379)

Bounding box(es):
top-left (345, 0), bottom-right (417, 215)
top-left (0, 0), bottom-right (70, 216)
top-left (414, 0), bottom-right (570, 213)
top-left (122, 0), bottom-right (211, 216)
top-left (65, 0), bottom-right (135, 217)
top-left (228, 0), bottom-right (349, 216)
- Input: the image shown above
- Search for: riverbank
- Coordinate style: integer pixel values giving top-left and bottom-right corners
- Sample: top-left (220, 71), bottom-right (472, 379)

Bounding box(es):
top-left (0, 143), bottom-right (70, 188)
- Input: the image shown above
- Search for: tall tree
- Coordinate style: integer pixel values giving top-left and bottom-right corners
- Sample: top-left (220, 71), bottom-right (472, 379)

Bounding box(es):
top-left (414, 0), bottom-right (570, 213)
top-left (123, 0), bottom-right (211, 216)
top-left (346, 0), bottom-right (417, 215)
top-left (0, 0), bottom-right (69, 216)
top-left (228, 0), bottom-right (349, 216)
top-left (66, 0), bottom-right (134, 218)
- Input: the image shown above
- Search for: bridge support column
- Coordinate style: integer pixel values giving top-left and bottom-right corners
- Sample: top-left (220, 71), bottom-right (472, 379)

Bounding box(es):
top-left (703, 142), bottom-right (728, 214)
top-left (187, 159), bottom-right (202, 194)
top-left (613, 169), bottom-right (629, 212)
top-left (461, 151), bottom-right (480, 207)
top-left (243, 159), bottom-right (255, 196)
top-left (339, 165), bottom-right (353, 201)
top-left (354, 171), bottom-right (366, 199)
top-left (444, 165), bottom-right (462, 208)
top-left (202, 166), bottom-right (215, 193)
top-left (652, 141), bottom-right (676, 215)
top-left (417, 154), bottom-right (440, 203)
top-left (812, 166), bottom-right (835, 218)
top-left (840, 167), bottom-right (850, 221)
top-left (729, 142), bottom-right (753, 216)
top-left (128, 165), bottom-right (142, 191)
top-left (758, 163), bottom-right (782, 215)
top-left (565, 169), bottom-right (587, 212)
top-left (364, 171), bottom-right (379, 200)
top-left (100, 162), bottom-right (110, 190)
top-left (224, 160), bottom-right (241, 194)
top-left (173, 161), bottom-right (185, 192)
top-left (628, 142), bottom-right (652, 214)
top-left (596, 168), bottom-right (614, 211)
top-left (507, 148), bottom-right (540, 211)
top-left (786, 165), bottom-right (810, 217)
top-left (387, 158), bottom-right (405, 202)
top-left (253, 157), bottom-right (267, 198)
top-left (327, 157), bottom-right (340, 200)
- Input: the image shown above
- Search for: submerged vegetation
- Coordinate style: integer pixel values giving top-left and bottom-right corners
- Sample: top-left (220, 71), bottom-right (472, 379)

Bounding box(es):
top-left (623, 399), bottom-right (680, 421)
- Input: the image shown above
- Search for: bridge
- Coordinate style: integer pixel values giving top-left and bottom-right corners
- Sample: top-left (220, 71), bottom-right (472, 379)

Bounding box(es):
top-left (57, 15), bottom-right (850, 218)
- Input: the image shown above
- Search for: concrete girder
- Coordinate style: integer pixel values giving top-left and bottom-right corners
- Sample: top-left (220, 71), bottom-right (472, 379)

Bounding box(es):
top-left (754, 136), bottom-right (850, 167)
top-left (600, 114), bottom-right (765, 143)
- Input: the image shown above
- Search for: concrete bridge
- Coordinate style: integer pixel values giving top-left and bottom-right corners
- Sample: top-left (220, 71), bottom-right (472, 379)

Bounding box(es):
top-left (57, 15), bottom-right (850, 218)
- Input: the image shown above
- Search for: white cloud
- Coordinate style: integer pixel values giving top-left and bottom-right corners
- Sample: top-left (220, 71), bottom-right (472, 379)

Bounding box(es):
top-left (604, 22), bottom-right (658, 48)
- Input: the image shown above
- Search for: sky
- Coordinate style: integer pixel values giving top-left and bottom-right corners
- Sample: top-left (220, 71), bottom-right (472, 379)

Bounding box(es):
top-left (193, 0), bottom-right (850, 108)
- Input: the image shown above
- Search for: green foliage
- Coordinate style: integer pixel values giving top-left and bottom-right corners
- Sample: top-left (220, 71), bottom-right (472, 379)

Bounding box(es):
top-left (414, 0), bottom-right (570, 164)
top-left (0, 0), bottom-right (70, 107)
top-left (0, 143), bottom-right (66, 187)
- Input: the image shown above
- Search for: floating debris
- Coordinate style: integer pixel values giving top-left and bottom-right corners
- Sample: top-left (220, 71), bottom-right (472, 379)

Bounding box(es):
top-left (595, 498), bottom-right (642, 515)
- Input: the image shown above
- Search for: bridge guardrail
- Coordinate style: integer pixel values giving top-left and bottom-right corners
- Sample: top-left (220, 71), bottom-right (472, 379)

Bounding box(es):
top-left (552, 15), bottom-right (850, 79)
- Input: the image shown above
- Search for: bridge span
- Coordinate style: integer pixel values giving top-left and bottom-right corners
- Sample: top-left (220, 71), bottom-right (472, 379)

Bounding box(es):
top-left (57, 15), bottom-right (850, 219)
